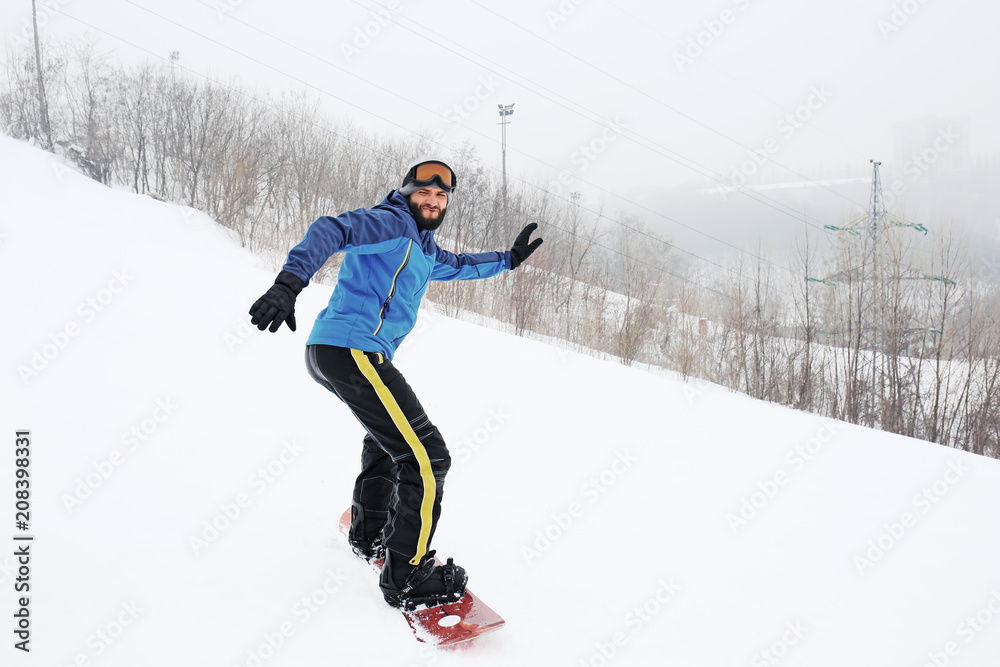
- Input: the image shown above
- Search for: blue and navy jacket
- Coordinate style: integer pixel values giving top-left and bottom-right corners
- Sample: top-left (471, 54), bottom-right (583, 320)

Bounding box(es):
top-left (282, 190), bottom-right (511, 360)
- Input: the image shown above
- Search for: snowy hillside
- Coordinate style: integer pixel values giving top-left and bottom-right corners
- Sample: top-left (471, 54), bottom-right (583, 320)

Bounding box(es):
top-left (3, 135), bottom-right (1000, 666)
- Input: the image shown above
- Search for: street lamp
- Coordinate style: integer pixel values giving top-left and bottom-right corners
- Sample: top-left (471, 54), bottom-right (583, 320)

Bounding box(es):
top-left (498, 103), bottom-right (514, 211)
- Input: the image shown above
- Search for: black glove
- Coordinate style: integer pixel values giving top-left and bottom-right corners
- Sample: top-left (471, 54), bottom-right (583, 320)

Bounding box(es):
top-left (509, 223), bottom-right (543, 269)
top-left (249, 270), bottom-right (306, 332)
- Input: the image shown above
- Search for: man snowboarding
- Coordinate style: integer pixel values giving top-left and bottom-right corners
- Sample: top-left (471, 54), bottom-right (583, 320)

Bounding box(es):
top-left (249, 158), bottom-right (542, 610)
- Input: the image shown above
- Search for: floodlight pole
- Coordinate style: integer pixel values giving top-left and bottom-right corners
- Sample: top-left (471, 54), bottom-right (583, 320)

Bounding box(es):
top-left (498, 103), bottom-right (515, 211)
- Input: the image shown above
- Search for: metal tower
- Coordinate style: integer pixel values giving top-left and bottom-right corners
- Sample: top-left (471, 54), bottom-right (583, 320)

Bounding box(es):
top-left (498, 103), bottom-right (514, 211)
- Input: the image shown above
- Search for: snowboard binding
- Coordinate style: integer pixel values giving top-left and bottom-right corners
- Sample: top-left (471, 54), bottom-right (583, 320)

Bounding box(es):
top-left (381, 550), bottom-right (468, 610)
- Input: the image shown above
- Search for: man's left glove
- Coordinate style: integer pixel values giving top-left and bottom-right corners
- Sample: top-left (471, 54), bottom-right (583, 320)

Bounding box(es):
top-left (510, 223), bottom-right (544, 269)
top-left (249, 270), bottom-right (306, 332)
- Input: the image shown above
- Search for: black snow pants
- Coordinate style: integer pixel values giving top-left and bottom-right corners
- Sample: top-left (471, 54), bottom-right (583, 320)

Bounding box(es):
top-left (305, 344), bottom-right (451, 567)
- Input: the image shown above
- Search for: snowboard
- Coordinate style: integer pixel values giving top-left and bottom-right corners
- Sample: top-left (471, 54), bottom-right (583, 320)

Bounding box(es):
top-left (338, 507), bottom-right (505, 647)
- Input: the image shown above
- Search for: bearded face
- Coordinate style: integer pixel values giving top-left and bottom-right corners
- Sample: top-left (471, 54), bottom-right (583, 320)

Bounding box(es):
top-left (406, 187), bottom-right (449, 231)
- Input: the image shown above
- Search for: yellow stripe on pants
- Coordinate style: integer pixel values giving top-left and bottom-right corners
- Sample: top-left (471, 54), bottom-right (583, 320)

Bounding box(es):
top-left (350, 349), bottom-right (435, 565)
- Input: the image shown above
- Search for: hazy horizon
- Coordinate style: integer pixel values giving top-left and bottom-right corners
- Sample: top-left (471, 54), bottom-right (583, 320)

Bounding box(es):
top-left (3, 0), bottom-right (998, 259)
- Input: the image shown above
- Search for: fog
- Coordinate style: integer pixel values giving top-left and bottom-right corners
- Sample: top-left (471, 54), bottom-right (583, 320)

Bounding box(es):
top-left (3, 0), bottom-right (998, 261)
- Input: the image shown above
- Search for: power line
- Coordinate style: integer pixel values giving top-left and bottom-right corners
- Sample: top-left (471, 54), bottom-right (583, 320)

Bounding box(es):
top-left (600, 0), bottom-right (868, 160)
top-left (466, 0), bottom-right (872, 216)
top-left (49, 4), bottom-right (804, 302)
top-left (201, 0), bottom-right (864, 279)
top-left (337, 0), bottom-right (841, 269)
top-left (115, 0), bottom-right (768, 277)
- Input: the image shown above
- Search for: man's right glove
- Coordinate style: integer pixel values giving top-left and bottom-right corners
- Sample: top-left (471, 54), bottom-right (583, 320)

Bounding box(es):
top-left (509, 223), bottom-right (543, 269)
top-left (249, 270), bottom-right (306, 332)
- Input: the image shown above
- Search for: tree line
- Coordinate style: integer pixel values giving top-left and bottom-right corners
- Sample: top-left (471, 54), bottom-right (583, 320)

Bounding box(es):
top-left (4, 38), bottom-right (997, 458)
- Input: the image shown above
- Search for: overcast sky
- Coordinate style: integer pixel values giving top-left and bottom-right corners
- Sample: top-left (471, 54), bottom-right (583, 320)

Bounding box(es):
top-left (3, 0), bottom-right (999, 254)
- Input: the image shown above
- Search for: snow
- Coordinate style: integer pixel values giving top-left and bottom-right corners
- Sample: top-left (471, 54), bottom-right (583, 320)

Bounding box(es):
top-left (3, 134), bottom-right (1000, 666)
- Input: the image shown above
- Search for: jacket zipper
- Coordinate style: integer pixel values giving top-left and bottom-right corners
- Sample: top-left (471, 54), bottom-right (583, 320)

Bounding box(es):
top-left (373, 240), bottom-right (413, 336)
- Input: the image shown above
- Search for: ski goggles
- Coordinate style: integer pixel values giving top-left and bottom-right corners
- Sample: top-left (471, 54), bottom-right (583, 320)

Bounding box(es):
top-left (404, 161), bottom-right (457, 193)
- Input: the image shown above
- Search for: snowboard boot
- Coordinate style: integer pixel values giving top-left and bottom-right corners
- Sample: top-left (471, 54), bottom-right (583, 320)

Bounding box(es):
top-left (349, 533), bottom-right (385, 564)
top-left (380, 550), bottom-right (468, 611)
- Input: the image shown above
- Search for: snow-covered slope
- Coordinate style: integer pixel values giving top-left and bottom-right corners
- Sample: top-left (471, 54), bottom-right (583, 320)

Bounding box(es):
top-left (3, 135), bottom-right (1000, 666)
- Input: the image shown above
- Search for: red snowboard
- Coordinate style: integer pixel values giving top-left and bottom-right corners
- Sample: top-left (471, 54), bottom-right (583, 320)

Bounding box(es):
top-left (338, 508), bottom-right (505, 647)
